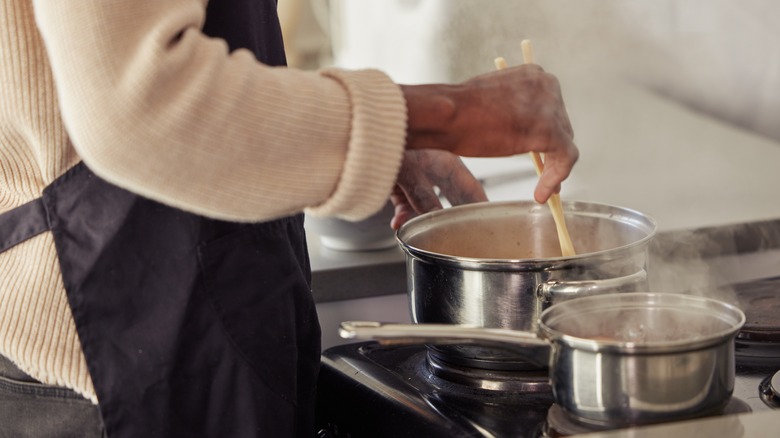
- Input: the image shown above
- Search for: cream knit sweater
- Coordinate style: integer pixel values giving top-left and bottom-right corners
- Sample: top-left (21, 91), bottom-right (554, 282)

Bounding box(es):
top-left (0, 0), bottom-right (406, 403)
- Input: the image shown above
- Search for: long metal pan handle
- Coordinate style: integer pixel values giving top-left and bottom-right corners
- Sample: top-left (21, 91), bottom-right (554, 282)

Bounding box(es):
top-left (538, 269), bottom-right (648, 306)
top-left (339, 321), bottom-right (551, 367)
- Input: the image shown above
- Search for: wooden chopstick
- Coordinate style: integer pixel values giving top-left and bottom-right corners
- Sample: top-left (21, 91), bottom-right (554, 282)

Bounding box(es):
top-left (494, 40), bottom-right (576, 257)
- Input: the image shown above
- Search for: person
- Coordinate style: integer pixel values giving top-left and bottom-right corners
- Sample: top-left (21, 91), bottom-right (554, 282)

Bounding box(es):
top-left (0, 1), bottom-right (577, 437)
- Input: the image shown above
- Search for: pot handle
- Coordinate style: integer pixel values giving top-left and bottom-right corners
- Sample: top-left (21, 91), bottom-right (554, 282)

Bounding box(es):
top-left (538, 269), bottom-right (648, 306)
top-left (339, 321), bottom-right (551, 367)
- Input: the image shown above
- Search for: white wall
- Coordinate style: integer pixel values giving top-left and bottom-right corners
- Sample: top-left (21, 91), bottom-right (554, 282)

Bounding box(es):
top-left (331, 0), bottom-right (780, 142)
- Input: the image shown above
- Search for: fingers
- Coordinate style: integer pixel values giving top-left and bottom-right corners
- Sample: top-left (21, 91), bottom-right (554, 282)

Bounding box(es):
top-left (394, 152), bottom-right (443, 217)
top-left (436, 157), bottom-right (488, 206)
top-left (519, 78), bottom-right (578, 203)
top-left (533, 141), bottom-right (578, 203)
top-left (534, 180), bottom-right (558, 204)
top-left (389, 182), bottom-right (442, 230)
top-left (392, 150), bottom-right (489, 228)
top-left (537, 141), bottom-right (578, 202)
top-left (389, 188), bottom-right (416, 230)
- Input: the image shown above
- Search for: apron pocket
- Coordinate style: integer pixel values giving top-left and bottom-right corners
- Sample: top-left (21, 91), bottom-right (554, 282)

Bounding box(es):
top-left (198, 219), bottom-right (319, 406)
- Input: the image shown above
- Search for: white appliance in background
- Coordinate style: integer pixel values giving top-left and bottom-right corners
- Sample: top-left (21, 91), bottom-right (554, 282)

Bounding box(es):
top-left (329, 0), bottom-right (452, 84)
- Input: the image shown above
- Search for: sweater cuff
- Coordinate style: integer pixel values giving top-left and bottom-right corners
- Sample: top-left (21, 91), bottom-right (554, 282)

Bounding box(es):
top-left (306, 68), bottom-right (407, 221)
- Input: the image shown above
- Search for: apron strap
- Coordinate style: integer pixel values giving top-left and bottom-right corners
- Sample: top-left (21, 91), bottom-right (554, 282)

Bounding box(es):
top-left (0, 198), bottom-right (49, 253)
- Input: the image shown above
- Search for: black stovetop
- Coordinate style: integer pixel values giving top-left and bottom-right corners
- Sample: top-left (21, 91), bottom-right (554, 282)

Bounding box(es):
top-left (316, 343), bottom-right (555, 438)
top-left (316, 342), bottom-right (778, 438)
top-left (316, 276), bottom-right (780, 438)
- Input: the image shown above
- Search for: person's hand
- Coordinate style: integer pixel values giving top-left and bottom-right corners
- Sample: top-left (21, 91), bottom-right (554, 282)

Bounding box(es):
top-left (401, 64), bottom-right (578, 204)
top-left (390, 149), bottom-right (487, 230)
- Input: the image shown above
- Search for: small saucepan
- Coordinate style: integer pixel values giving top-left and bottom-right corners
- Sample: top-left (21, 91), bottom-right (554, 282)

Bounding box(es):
top-left (340, 292), bottom-right (745, 428)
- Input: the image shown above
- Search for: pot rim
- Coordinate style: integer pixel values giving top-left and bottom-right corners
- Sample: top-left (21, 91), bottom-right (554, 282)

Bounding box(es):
top-left (539, 292), bottom-right (747, 354)
top-left (395, 200), bottom-right (658, 268)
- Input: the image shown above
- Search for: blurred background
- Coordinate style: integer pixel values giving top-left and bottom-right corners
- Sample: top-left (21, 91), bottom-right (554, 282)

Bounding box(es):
top-left (281, 0), bottom-right (780, 143)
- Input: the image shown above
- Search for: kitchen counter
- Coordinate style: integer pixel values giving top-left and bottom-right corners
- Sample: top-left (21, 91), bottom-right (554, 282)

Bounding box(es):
top-left (575, 410), bottom-right (780, 438)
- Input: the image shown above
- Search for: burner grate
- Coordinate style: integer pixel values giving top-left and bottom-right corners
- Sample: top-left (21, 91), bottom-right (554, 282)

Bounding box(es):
top-left (425, 349), bottom-right (551, 394)
top-left (732, 276), bottom-right (780, 367)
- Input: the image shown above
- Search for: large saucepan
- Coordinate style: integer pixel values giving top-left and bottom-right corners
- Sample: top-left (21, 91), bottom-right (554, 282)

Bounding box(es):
top-left (396, 200), bottom-right (656, 370)
top-left (340, 292), bottom-right (746, 428)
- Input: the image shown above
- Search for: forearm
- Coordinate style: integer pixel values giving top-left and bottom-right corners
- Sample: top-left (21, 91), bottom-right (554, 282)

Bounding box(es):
top-left (33, 0), bottom-right (406, 222)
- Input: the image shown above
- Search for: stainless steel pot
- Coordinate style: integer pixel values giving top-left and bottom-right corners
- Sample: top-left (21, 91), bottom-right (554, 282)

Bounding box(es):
top-left (340, 292), bottom-right (746, 428)
top-left (396, 200), bottom-right (657, 370)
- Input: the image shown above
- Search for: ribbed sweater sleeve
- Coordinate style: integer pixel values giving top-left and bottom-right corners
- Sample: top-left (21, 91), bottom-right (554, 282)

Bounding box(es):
top-left (32, 0), bottom-right (407, 221)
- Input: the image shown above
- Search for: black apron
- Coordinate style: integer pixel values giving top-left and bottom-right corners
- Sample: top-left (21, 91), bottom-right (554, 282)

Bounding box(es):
top-left (0, 1), bottom-right (321, 436)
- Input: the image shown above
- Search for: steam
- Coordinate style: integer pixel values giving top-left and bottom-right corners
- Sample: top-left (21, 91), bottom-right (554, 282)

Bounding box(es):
top-left (435, 1), bottom-right (633, 83)
top-left (648, 230), bottom-right (727, 296)
top-left (648, 220), bottom-right (780, 307)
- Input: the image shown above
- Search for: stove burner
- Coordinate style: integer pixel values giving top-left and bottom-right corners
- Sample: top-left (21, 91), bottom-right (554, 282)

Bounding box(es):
top-left (728, 277), bottom-right (780, 367)
top-left (734, 276), bottom-right (780, 342)
top-left (426, 350), bottom-right (551, 393)
top-left (760, 370), bottom-right (780, 408)
top-left (426, 343), bottom-right (550, 372)
top-left (541, 398), bottom-right (752, 437)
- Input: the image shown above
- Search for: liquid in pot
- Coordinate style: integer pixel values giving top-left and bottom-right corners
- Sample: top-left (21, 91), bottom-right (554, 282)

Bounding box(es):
top-left (404, 208), bottom-right (648, 259)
